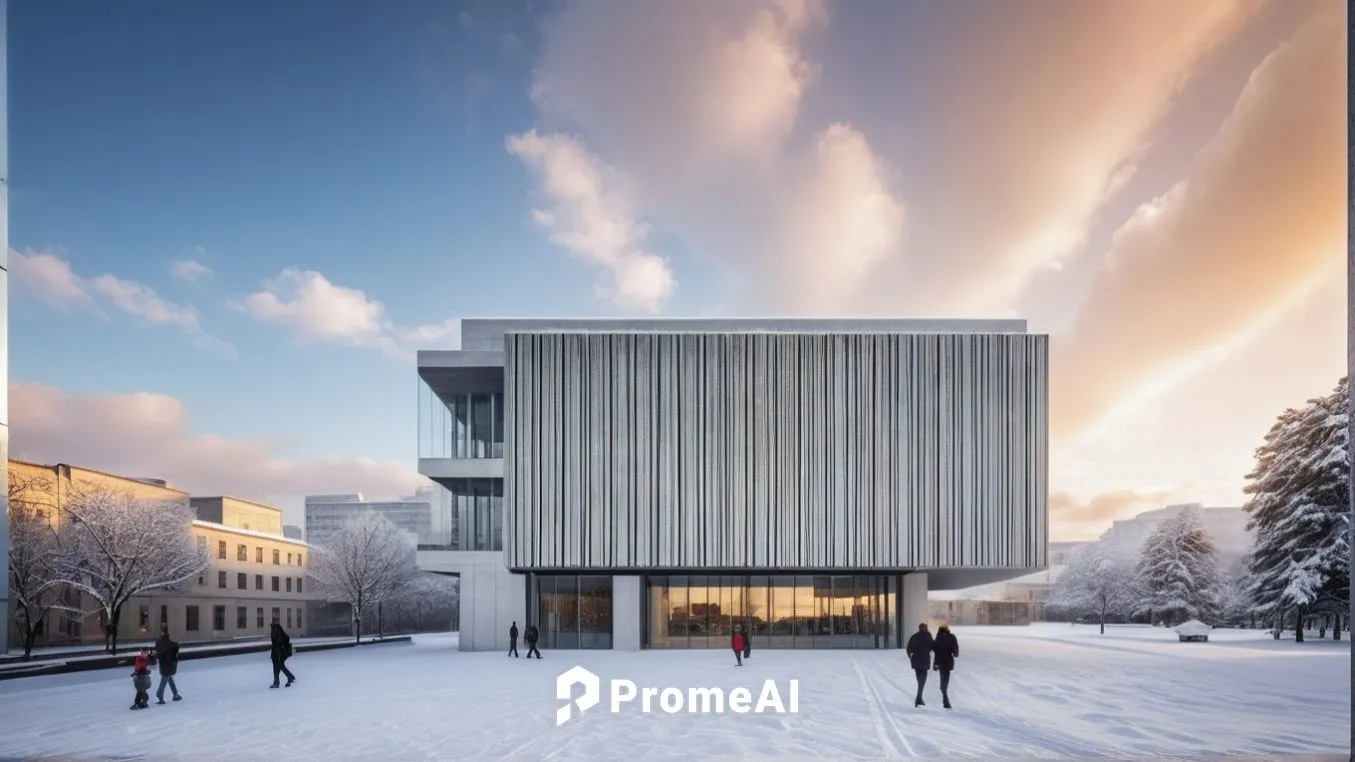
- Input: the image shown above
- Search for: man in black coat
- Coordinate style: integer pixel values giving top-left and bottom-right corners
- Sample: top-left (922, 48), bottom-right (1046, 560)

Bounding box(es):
top-left (269, 620), bottom-right (296, 688)
top-left (905, 622), bottom-right (935, 707)
top-left (524, 623), bottom-right (542, 659)
top-left (932, 624), bottom-right (959, 709)
top-left (508, 621), bottom-right (520, 657)
top-left (154, 623), bottom-right (182, 704)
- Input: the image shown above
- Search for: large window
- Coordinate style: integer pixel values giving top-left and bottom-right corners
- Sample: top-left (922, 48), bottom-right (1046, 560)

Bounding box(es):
top-left (418, 382), bottom-right (505, 459)
top-left (185, 606), bottom-right (200, 632)
top-left (237, 606), bottom-right (248, 629)
top-left (533, 575), bottom-right (612, 649)
top-left (426, 479), bottom-right (502, 551)
top-left (643, 574), bottom-right (898, 649)
top-left (212, 606), bottom-right (226, 631)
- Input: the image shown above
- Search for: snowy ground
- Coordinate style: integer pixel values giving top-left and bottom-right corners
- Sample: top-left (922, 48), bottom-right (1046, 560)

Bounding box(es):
top-left (0, 623), bottom-right (1347, 760)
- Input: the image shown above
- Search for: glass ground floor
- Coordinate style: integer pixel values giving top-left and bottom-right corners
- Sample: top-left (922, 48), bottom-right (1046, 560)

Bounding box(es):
top-left (525, 573), bottom-right (907, 650)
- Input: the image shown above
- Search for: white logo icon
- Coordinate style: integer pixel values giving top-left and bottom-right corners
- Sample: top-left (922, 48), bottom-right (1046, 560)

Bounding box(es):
top-left (555, 665), bottom-right (601, 726)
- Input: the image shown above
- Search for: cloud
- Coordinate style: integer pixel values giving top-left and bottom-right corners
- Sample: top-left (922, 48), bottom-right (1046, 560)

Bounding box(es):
top-left (10, 382), bottom-right (427, 504)
top-left (516, 0), bottom-right (911, 313)
top-left (899, 0), bottom-right (1269, 313)
top-left (9, 249), bottom-right (95, 309)
top-left (170, 258), bottom-right (214, 284)
top-left (235, 268), bottom-right (459, 359)
top-left (1052, 3), bottom-right (1343, 440)
top-left (1049, 488), bottom-right (1186, 542)
top-left (507, 130), bottom-right (675, 312)
top-left (11, 249), bottom-right (233, 353)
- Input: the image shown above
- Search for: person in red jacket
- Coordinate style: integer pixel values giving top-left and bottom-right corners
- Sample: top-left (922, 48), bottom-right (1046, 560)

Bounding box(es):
top-left (130, 649), bottom-right (153, 710)
top-left (731, 628), bottom-right (746, 667)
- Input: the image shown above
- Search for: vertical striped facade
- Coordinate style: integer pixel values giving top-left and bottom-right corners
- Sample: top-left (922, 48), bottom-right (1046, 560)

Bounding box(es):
top-left (503, 331), bottom-right (1048, 571)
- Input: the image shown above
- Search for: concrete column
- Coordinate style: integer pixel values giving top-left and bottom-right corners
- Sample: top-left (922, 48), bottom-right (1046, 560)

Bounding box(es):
top-left (901, 572), bottom-right (929, 633)
top-left (611, 576), bottom-right (642, 650)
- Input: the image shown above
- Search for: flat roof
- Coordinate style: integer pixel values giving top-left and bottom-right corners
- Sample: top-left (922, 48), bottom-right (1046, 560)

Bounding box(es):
top-left (455, 317), bottom-right (1028, 351)
top-left (191, 520), bottom-right (310, 547)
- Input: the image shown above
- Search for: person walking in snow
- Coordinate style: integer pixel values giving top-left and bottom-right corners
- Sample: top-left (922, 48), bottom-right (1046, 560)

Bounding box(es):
top-left (905, 622), bottom-right (935, 707)
top-left (269, 620), bottom-right (296, 688)
top-left (932, 624), bottom-right (958, 709)
top-left (508, 621), bottom-right (520, 657)
top-left (154, 623), bottom-right (182, 704)
top-left (130, 648), bottom-right (153, 710)
top-left (741, 625), bottom-right (752, 660)
top-left (524, 623), bottom-right (542, 659)
top-left (731, 628), bottom-right (746, 666)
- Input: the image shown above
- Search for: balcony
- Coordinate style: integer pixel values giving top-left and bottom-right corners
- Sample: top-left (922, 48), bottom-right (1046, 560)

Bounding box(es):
top-left (418, 384), bottom-right (504, 461)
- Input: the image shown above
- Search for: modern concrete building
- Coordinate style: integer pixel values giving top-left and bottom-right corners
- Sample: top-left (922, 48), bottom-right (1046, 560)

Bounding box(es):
top-left (418, 319), bottom-right (1050, 651)
top-left (304, 491), bottom-right (434, 547)
top-left (6, 459), bottom-right (319, 648)
top-left (283, 525), bottom-right (304, 540)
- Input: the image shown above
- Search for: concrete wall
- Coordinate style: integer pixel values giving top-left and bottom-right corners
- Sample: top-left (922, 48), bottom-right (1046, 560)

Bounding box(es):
top-left (611, 575), bottom-right (642, 650)
top-left (417, 550), bottom-right (524, 651)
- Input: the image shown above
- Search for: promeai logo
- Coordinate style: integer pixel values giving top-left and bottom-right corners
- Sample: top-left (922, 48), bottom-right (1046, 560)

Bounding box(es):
top-left (554, 665), bottom-right (800, 725)
top-left (556, 665), bottom-right (602, 726)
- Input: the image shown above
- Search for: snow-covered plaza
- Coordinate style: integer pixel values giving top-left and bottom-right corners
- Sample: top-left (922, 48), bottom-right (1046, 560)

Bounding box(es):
top-left (0, 624), bottom-right (1347, 760)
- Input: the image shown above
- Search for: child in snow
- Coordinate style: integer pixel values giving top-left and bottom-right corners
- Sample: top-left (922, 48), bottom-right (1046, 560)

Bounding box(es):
top-left (130, 649), bottom-right (154, 710)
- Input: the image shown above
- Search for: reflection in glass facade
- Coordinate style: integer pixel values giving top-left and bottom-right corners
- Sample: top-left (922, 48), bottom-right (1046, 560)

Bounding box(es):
top-left (417, 380), bottom-right (504, 459)
top-left (424, 479), bottom-right (503, 551)
top-left (531, 575), bottom-right (612, 649)
top-left (644, 575), bottom-right (899, 649)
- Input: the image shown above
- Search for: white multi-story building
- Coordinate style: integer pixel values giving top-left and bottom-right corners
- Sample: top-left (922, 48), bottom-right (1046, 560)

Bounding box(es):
top-left (303, 491), bottom-right (434, 547)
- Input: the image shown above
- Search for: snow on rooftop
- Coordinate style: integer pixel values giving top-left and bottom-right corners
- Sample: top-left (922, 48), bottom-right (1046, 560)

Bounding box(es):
top-left (0, 624), bottom-right (1346, 760)
top-left (1174, 620), bottom-right (1214, 636)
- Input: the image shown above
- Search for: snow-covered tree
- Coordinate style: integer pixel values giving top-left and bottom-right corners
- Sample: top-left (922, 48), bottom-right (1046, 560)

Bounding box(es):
top-left (308, 511), bottom-right (420, 642)
top-left (1217, 556), bottom-right (1253, 627)
top-left (49, 482), bottom-right (210, 654)
top-left (383, 573), bottom-right (460, 633)
top-left (1134, 506), bottom-right (1223, 626)
top-left (1048, 540), bottom-right (1137, 634)
top-left (7, 468), bottom-right (78, 658)
top-left (1243, 378), bottom-right (1351, 642)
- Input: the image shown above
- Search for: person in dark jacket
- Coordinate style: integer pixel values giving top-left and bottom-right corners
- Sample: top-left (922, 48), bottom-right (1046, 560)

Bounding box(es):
top-left (905, 623), bottom-right (935, 707)
top-left (269, 620), bottom-right (296, 688)
top-left (508, 621), bottom-right (520, 657)
top-left (154, 623), bottom-right (182, 703)
top-left (731, 629), bottom-right (746, 666)
top-left (524, 624), bottom-right (542, 659)
top-left (740, 625), bottom-right (752, 660)
top-left (932, 624), bottom-right (958, 709)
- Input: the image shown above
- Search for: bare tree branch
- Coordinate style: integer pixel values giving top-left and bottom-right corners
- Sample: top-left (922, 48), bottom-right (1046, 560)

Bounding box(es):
top-left (308, 512), bottom-right (420, 643)
top-left (48, 482), bottom-right (210, 654)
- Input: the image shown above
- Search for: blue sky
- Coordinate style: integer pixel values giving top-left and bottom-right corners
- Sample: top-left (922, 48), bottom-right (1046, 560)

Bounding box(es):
top-left (13, 0), bottom-right (595, 464)
top-left (8, 0), bottom-right (1345, 538)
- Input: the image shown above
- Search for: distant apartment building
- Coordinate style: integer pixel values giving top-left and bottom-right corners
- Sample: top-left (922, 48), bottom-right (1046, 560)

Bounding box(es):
top-left (6, 459), bottom-right (320, 648)
top-left (283, 525), bottom-right (304, 540)
top-left (304, 490), bottom-right (434, 547)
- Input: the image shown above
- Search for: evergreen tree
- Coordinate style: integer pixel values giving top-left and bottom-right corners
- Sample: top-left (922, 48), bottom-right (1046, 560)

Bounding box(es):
top-left (1133, 506), bottom-right (1222, 626)
top-left (1242, 378), bottom-right (1350, 643)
